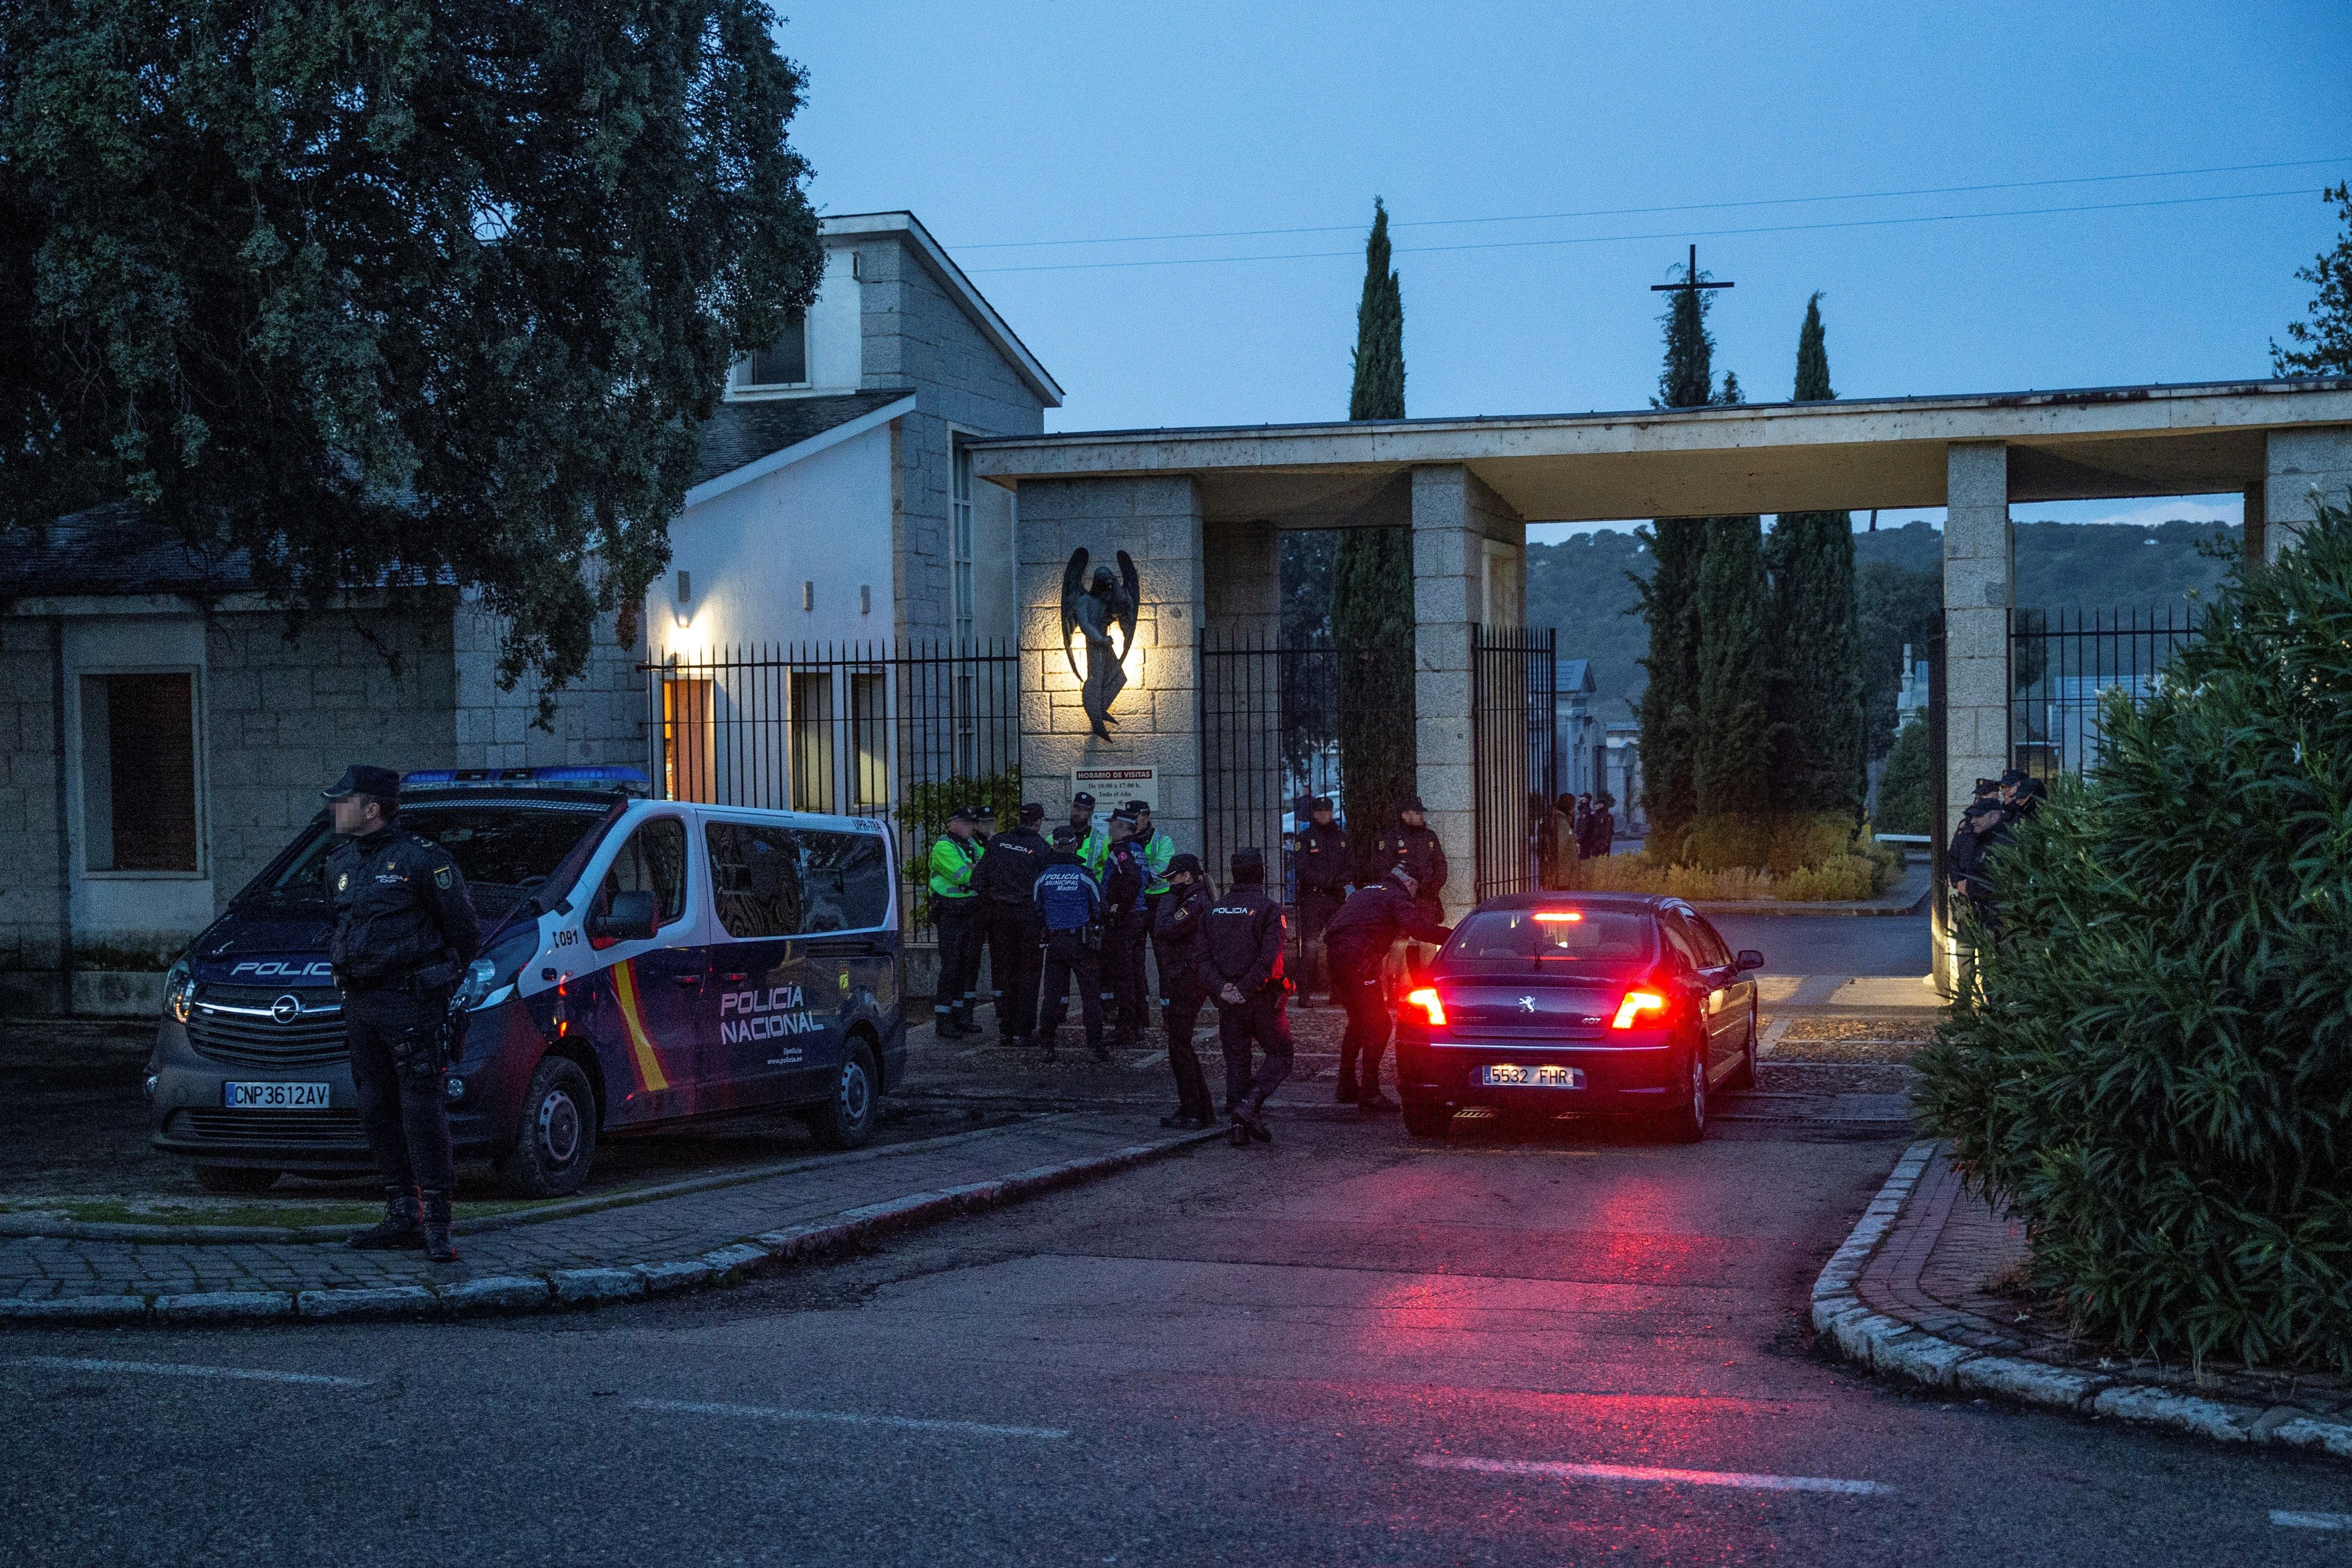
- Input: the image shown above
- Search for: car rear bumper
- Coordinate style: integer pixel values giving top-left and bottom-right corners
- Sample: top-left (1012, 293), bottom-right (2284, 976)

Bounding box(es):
top-left (1394, 1026), bottom-right (1691, 1114)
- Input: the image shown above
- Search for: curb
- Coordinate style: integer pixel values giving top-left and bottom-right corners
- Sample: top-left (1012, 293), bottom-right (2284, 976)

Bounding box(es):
top-left (0, 1115), bottom-right (1042, 1245)
top-left (1811, 1139), bottom-right (2352, 1462)
top-left (0, 1125), bottom-right (1227, 1329)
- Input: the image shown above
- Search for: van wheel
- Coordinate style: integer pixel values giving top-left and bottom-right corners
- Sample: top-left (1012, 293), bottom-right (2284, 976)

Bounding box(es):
top-left (803, 1039), bottom-right (878, 1150)
top-left (1664, 1049), bottom-right (1708, 1143)
top-left (498, 1055), bottom-right (597, 1198)
top-left (1401, 1101), bottom-right (1452, 1139)
top-left (194, 1164), bottom-right (279, 1194)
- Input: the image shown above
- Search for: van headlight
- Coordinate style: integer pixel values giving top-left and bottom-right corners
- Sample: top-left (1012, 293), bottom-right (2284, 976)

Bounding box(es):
top-left (164, 960), bottom-right (195, 1024)
top-left (456, 925), bottom-right (538, 1011)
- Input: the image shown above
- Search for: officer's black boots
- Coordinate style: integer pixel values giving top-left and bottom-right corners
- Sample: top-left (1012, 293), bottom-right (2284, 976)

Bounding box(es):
top-left (419, 1189), bottom-right (458, 1263)
top-left (347, 1186), bottom-right (424, 1251)
top-left (1230, 1092), bottom-right (1272, 1145)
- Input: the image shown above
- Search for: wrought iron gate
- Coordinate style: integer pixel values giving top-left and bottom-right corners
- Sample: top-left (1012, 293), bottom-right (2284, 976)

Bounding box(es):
top-left (642, 640), bottom-right (1019, 935)
top-left (2008, 605), bottom-right (2202, 778)
top-left (1470, 626), bottom-right (1559, 901)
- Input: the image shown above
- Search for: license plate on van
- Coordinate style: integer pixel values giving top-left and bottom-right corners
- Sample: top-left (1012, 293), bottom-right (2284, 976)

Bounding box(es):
top-left (1480, 1064), bottom-right (1584, 1089)
top-left (223, 1082), bottom-right (331, 1110)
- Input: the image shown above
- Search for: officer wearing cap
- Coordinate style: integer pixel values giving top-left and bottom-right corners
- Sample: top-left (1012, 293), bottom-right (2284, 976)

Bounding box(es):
top-left (927, 807), bottom-right (986, 1038)
top-left (1100, 808), bottom-right (1152, 1046)
top-left (1197, 847), bottom-right (1292, 1146)
top-left (975, 803), bottom-right (1052, 1046)
top-left (1320, 866), bottom-right (1454, 1114)
top-left (1068, 791), bottom-right (1109, 876)
top-left (322, 765), bottom-right (480, 1262)
top-left (1151, 852), bottom-right (1215, 1127)
top-left (1374, 795), bottom-right (1448, 927)
top-left (1292, 796), bottom-right (1350, 1005)
top-left (1033, 824), bottom-right (1108, 1061)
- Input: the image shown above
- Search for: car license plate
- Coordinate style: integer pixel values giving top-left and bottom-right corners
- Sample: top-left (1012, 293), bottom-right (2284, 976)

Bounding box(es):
top-left (1480, 1064), bottom-right (1584, 1089)
top-left (223, 1081), bottom-right (331, 1110)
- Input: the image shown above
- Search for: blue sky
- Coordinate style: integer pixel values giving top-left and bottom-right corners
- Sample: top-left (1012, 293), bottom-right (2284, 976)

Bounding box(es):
top-left (770, 1), bottom-right (2346, 538)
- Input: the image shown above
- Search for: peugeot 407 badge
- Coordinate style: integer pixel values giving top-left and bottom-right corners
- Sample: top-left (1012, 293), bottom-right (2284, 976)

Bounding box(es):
top-left (1518, 996), bottom-right (1537, 1014)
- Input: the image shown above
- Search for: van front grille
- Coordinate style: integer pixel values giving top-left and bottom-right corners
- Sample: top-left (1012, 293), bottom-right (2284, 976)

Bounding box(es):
top-left (186, 990), bottom-right (347, 1068)
top-left (172, 1109), bottom-right (367, 1149)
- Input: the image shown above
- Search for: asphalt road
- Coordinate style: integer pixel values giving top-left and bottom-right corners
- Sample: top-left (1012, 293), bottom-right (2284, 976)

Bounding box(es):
top-left (1709, 912), bottom-right (1932, 977)
top-left (5, 1110), bottom-right (2347, 1566)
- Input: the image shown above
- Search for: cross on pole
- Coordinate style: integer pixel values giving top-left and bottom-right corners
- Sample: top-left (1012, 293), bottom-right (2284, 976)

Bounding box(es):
top-left (1650, 242), bottom-right (1735, 296)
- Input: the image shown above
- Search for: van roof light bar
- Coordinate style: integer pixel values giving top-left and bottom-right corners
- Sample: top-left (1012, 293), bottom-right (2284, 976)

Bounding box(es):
top-left (402, 766), bottom-right (649, 794)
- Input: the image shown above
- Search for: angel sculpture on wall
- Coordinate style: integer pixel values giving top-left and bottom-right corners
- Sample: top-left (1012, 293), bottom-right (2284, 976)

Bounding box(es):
top-left (1061, 547), bottom-right (1140, 742)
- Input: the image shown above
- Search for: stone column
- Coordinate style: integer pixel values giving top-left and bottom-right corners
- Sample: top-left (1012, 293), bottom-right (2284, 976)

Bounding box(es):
top-left (1942, 440), bottom-right (2013, 831)
top-left (2264, 427), bottom-right (2352, 560)
top-left (1411, 464), bottom-right (1527, 921)
top-left (1015, 476), bottom-right (1207, 856)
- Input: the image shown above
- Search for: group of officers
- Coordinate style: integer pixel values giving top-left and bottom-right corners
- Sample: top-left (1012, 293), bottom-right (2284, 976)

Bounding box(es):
top-left (1947, 767), bottom-right (2048, 933)
top-left (929, 792), bottom-right (1459, 1147)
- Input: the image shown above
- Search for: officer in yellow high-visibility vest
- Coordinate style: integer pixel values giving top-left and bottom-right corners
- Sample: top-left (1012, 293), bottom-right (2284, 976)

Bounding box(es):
top-left (928, 807), bottom-right (986, 1037)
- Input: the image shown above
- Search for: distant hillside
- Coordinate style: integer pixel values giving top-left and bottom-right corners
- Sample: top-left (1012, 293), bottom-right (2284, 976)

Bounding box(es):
top-left (1528, 517), bottom-right (2241, 725)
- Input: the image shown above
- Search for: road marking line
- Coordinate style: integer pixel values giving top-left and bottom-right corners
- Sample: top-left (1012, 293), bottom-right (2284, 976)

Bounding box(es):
top-left (1417, 1454), bottom-right (1888, 1495)
top-left (2274, 1511), bottom-right (2352, 1530)
top-left (628, 1398), bottom-right (1068, 1439)
top-left (4, 1356), bottom-right (374, 1388)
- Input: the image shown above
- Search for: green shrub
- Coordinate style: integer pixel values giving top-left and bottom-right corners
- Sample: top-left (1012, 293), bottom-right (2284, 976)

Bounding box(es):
top-left (1914, 500), bottom-right (2352, 1372)
top-left (901, 767), bottom-right (1022, 925)
top-left (1876, 716), bottom-right (1934, 835)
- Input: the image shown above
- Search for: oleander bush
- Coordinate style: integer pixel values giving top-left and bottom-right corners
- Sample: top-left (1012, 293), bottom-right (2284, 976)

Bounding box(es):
top-left (1914, 499), bottom-right (2352, 1372)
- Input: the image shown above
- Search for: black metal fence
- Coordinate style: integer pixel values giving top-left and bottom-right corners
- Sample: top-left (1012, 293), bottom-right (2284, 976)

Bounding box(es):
top-left (642, 641), bottom-right (1020, 936)
top-left (2008, 606), bottom-right (2202, 778)
top-left (1471, 626), bottom-right (1559, 900)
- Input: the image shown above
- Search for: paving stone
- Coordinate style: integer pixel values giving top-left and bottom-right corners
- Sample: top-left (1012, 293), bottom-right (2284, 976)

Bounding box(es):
top-left (154, 1291), bottom-right (295, 1322)
top-left (437, 1276), bottom-right (553, 1312)
top-left (550, 1268), bottom-right (646, 1304)
top-left (297, 1286), bottom-right (439, 1319)
top-left (2092, 1385), bottom-right (2259, 1442)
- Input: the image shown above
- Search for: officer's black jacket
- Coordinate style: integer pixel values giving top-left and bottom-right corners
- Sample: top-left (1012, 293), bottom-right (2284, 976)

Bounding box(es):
top-left (1153, 881), bottom-right (1211, 956)
top-left (1294, 821), bottom-right (1352, 896)
top-left (1948, 815), bottom-right (1994, 886)
top-left (975, 828), bottom-right (1052, 906)
top-left (1577, 808), bottom-right (1615, 861)
top-left (326, 825), bottom-right (482, 989)
top-left (1195, 883), bottom-right (1285, 997)
top-left (1374, 822), bottom-right (1448, 900)
top-left (1321, 882), bottom-right (1453, 970)
top-left (1103, 839), bottom-right (1149, 923)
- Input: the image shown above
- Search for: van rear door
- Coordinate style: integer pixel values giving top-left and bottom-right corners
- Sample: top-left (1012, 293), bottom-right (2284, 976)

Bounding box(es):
top-left (702, 817), bottom-right (827, 1107)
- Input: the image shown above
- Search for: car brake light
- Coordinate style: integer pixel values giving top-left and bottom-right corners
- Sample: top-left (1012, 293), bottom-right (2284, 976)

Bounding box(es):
top-left (1532, 910), bottom-right (1583, 923)
top-left (1611, 990), bottom-right (1667, 1029)
top-left (1405, 987), bottom-right (1447, 1026)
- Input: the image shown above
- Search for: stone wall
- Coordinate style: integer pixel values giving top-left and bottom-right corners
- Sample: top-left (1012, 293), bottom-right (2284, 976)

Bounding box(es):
top-left (451, 596), bottom-right (646, 775)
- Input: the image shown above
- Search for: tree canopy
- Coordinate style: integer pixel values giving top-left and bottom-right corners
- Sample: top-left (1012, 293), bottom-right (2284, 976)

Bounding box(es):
top-left (2273, 182), bottom-right (2352, 378)
top-left (0, 0), bottom-right (824, 712)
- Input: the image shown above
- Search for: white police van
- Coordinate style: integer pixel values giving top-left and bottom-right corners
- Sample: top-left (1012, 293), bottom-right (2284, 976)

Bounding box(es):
top-left (148, 768), bottom-right (905, 1195)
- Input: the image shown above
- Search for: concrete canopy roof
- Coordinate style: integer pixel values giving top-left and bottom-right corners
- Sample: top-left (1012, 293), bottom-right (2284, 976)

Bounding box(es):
top-left (970, 377), bottom-right (2352, 526)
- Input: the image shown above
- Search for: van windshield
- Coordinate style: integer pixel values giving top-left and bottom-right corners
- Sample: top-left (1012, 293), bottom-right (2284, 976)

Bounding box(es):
top-left (252, 801), bottom-right (612, 918)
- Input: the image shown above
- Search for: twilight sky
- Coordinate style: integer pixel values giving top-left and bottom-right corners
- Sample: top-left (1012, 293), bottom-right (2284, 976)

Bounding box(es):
top-left (768, 1), bottom-right (2347, 535)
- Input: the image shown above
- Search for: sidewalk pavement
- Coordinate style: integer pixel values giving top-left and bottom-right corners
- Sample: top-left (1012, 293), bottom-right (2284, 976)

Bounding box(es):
top-left (1815, 1140), bottom-right (2352, 1459)
top-left (0, 1109), bottom-right (1220, 1327)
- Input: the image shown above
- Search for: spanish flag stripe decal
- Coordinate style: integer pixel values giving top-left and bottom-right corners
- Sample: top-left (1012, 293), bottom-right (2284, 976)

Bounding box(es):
top-left (609, 960), bottom-right (670, 1093)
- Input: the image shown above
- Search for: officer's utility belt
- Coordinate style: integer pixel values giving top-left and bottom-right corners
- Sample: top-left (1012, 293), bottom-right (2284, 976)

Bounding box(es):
top-left (341, 959), bottom-right (458, 999)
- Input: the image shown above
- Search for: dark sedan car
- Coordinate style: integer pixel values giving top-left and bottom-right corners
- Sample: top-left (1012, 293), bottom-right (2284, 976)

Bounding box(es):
top-left (1392, 893), bottom-right (1762, 1141)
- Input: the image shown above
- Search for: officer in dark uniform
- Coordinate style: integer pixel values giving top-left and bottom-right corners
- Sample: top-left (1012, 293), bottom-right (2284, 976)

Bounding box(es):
top-left (1033, 825), bottom-right (1107, 1061)
top-left (1374, 795), bottom-right (1449, 928)
top-left (1100, 808), bottom-right (1152, 1046)
top-left (1321, 867), bottom-right (1454, 1113)
top-left (1151, 853), bottom-right (1214, 1128)
top-left (975, 803), bottom-right (1051, 1045)
top-left (324, 765), bottom-right (481, 1262)
top-left (1196, 848), bottom-right (1292, 1146)
top-left (1292, 796), bottom-right (1351, 1004)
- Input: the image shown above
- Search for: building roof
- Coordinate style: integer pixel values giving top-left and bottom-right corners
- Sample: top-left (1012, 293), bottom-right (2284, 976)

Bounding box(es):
top-left (1555, 657), bottom-right (1595, 693)
top-left (820, 212), bottom-right (1065, 408)
top-left (0, 501), bottom-right (258, 600)
top-left (689, 388), bottom-right (917, 489)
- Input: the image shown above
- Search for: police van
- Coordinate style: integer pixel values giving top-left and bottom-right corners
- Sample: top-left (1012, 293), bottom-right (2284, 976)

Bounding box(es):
top-left (148, 768), bottom-right (905, 1196)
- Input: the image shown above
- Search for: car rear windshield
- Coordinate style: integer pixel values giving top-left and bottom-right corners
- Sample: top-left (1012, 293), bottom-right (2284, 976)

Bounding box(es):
top-left (1442, 907), bottom-right (1656, 973)
top-left (252, 802), bottom-right (611, 917)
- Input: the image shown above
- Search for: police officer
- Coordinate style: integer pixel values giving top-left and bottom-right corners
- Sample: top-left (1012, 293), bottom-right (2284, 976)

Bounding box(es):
top-left (1578, 793), bottom-right (1617, 862)
top-left (1152, 853), bottom-right (1215, 1128)
top-left (975, 803), bottom-right (1051, 1046)
top-left (324, 765), bottom-right (480, 1262)
top-left (1067, 790), bottom-right (1108, 876)
top-left (1197, 848), bottom-right (1292, 1146)
top-left (1101, 809), bottom-right (1152, 1046)
top-left (927, 807), bottom-right (986, 1037)
top-left (1375, 795), bottom-right (1449, 929)
top-left (1321, 867), bottom-right (1454, 1113)
top-left (1034, 825), bottom-right (1108, 1061)
top-left (1293, 796), bottom-right (1351, 1004)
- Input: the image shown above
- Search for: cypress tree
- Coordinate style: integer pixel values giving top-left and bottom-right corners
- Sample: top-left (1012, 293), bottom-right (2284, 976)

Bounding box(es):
top-left (1632, 259), bottom-right (1719, 854)
top-left (1332, 199), bottom-right (1414, 863)
top-left (1695, 373), bottom-right (1772, 829)
top-left (1765, 294), bottom-right (1868, 815)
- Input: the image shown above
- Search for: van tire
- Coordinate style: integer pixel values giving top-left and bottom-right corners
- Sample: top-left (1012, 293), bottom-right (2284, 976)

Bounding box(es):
top-left (803, 1039), bottom-right (879, 1150)
top-left (194, 1164), bottom-right (280, 1194)
top-left (498, 1055), bottom-right (597, 1198)
top-left (1401, 1101), bottom-right (1452, 1139)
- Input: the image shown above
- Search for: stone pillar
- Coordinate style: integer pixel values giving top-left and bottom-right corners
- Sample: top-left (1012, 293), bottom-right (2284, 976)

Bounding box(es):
top-left (2242, 481), bottom-right (2266, 565)
top-left (1411, 465), bottom-right (1527, 921)
top-left (1942, 442), bottom-right (2012, 839)
top-left (1015, 476), bottom-right (1207, 857)
top-left (2264, 427), bottom-right (2352, 560)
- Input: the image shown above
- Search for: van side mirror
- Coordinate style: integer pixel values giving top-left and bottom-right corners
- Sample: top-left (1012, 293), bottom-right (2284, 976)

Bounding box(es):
top-left (1736, 949), bottom-right (1765, 973)
top-left (589, 890), bottom-right (657, 943)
